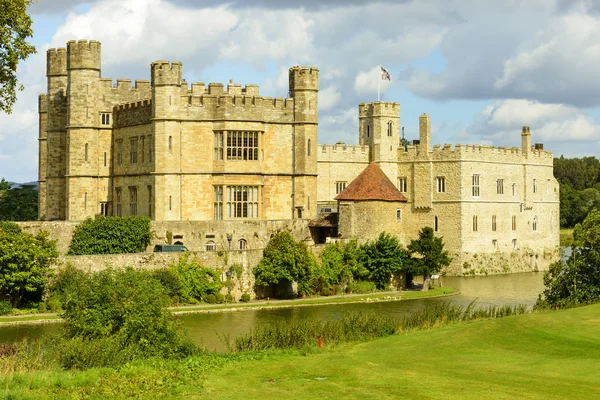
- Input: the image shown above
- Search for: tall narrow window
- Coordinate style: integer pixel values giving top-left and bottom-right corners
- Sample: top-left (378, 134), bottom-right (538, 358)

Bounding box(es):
top-left (214, 132), bottom-right (224, 160)
top-left (367, 125), bottom-right (370, 138)
top-left (168, 136), bottom-right (172, 153)
top-left (434, 216), bottom-right (439, 232)
top-left (436, 177), bottom-right (446, 193)
top-left (335, 181), bottom-right (347, 194)
top-left (307, 139), bottom-right (311, 156)
top-left (130, 137), bottom-right (138, 164)
top-left (115, 188), bottom-right (122, 217)
top-left (492, 240), bottom-right (498, 251)
top-left (533, 216), bottom-right (538, 231)
top-left (141, 136), bottom-right (145, 163)
top-left (239, 239), bottom-right (247, 250)
top-left (472, 174), bottom-right (480, 197)
top-left (84, 143), bottom-right (88, 162)
top-left (512, 183), bottom-right (516, 196)
top-left (497, 179), bottom-right (504, 194)
top-left (169, 196), bottom-right (172, 211)
top-left (84, 192), bottom-right (87, 211)
top-left (387, 121), bottom-right (393, 137)
top-left (214, 186), bottom-right (223, 220)
top-left (396, 209), bottom-right (402, 221)
top-left (116, 139), bottom-right (123, 166)
top-left (473, 215), bottom-right (478, 232)
top-left (129, 187), bottom-right (138, 216)
top-left (512, 239), bottom-right (517, 249)
top-left (103, 152), bottom-right (107, 167)
top-left (398, 177), bottom-right (407, 192)
top-left (148, 135), bottom-right (153, 162)
top-left (147, 186), bottom-right (152, 218)
top-left (512, 215), bottom-right (517, 231)
top-left (492, 215), bottom-right (497, 231)
top-left (533, 179), bottom-right (537, 193)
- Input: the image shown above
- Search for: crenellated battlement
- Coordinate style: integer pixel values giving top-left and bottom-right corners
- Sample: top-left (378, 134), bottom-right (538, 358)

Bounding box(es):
top-left (47, 48), bottom-right (67, 76)
top-left (359, 101), bottom-right (400, 117)
top-left (98, 78), bottom-right (151, 92)
top-left (66, 40), bottom-right (101, 71)
top-left (187, 94), bottom-right (294, 111)
top-left (151, 61), bottom-right (182, 86)
top-left (318, 142), bottom-right (370, 163)
top-left (113, 99), bottom-right (152, 127)
top-left (188, 82), bottom-right (260, 96)
top-left (289, 66), bottom-right (319, 91)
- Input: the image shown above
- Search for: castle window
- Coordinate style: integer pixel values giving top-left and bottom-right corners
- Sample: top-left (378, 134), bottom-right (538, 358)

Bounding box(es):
top-left (168, 136), bottom-right (172, 153)
top-left (307, 139), bottom-right (311, 156)
top-left (206, 241), bottom-right (216, 251)
top-left (239, 239), bottom-right (247, 250)
top-left (308, 195), bottom-right (310, 210)
top-left (434, 216), bottom-right (439, 232)
top-left (492, 239), bottom-right (498, 251)
top-left (130, 137), bottom-right (138, 164)
top-left (169, 196), bottom-right (172, 211)
top-left (84, 192), bottom-right (87, 211)
top-left (100, 202), bottom-right (110, 216)
top-left (227, 186), bottom-right (259, 218)
top-left (213, 186), bottom-right (223, 220)
top-left (492, 215), bottom-right (497, 232)
top-left (533, 216), bottom-right (538, 231)
top-left (497, 179), bottom-right (504, 195)
top-left (214, 132), bottom-right (224, 160)
top-left (129, 186), bottom-right (138, 216)
top-left (297, 208), bottom-right (303, 218)
top-left (512, 215), bottom-right (517, 231)
top-left (226, 131), bottom-right (259, 161)
top-left (387, 121), bottom-right (393, 137)
top-left (104, 152), bottom-right (107, 167)
top-left (84, 143), bottom-right (88, 162)
top-left (436, 177), bottom-right (446, 193)
top-left (148, 186), bottom-right (152, 218)
top-left (533, 179), bottom-right (537, 193)
top-left (335, 181), bottom-right (347, 194)
top-left (512, 239), bottom-right (517, 249)
top-left (148, 135), bottom-right (153, 162)
top-left (100, 113), bottom-right (111, 126)
top-left (116, 139), bottom-right (123, 166)
top-left (367, 125), bottom-right (370, 138)
top-left (141, 137), bottom-right (145, 163)
top-left (398, 177), bottom-right (407, 192)
top-left (115, 188), bottom-right (122, 217)
top-left (512, 183), bottom-right (516, 196)
top-left (472, 174), bottom-right (480, 197)
top-left (396, 209), bottom-right (402, 221)
top-left (473, 216), bottom-right (478, 232)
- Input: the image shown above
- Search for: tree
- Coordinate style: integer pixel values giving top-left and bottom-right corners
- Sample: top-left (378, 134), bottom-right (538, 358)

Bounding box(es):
top-left (253, 231), bottom-right (316, 297)
top-left (0, 184), bottom-right (38, 221)
top-left (0, 178), bottom-right (10, 191)
top-left (408, 227), bottom-right (451, 291)
top-left (536, 210), bottom-right (600, 308)
top-left (360, 232), bottom-right (408, 290)
top-left (0, 0), bottom-right (37, 113)
top-left (0, 228), bottom-right (58, 307)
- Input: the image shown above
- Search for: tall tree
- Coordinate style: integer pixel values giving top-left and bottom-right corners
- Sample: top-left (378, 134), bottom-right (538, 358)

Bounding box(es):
top-left (360, 232), bottom-right (408, 290)
top-left (0, 178), bottom-right (10, 191)
top-left (408, 227), bottom-right (451, 291)
top-left (0, 184), bottom-right (38, 221)
top-left (0, 0), bottom-right (37, 113)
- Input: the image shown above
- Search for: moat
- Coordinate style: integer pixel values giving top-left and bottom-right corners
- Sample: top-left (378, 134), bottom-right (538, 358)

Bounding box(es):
top-left (0, 272), bottom-right (545, 351)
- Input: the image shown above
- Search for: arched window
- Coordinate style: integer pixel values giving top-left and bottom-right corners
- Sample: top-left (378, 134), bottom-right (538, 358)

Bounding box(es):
top-left (434, 216), bottom-right (439, 232)
top-left (84, 143), bottom-right (89, 162)
top-left (239, 239), bottom-right (247, 250)
top-left (533, 216), bottom-right (538, 231)
top-left (396, 209), bottom-right (402, 221)
top-left (205, 241), bottom-right (216, 251)
top-left (307, 139), bottom-right (311, 156)
top-left (387, 121), bottom-right (393, 137)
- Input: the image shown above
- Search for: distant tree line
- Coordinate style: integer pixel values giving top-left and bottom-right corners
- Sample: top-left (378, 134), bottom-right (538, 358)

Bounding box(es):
top-left (0, 177), bottom-right (38, 221)
top-left (554, 156), bottom-right (600, 228)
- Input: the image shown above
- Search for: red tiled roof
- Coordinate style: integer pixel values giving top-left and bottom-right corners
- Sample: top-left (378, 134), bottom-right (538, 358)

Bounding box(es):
top-left (334, 162), bottom-right (408, 202)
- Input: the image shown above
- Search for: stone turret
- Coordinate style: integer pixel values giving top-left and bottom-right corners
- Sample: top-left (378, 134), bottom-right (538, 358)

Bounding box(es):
top-left (419, 113), bottom-right (431, 155)
top-left (522, 126), bottom-right (531, 159)
top-left (151, 61), bottom-right (182, 119)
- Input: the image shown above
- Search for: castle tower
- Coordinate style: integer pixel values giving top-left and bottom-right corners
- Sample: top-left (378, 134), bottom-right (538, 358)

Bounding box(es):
top-left (151, 61), bottom-right (183, 220)
top-left (65, 40), bottom-right (102, 220)
top-left (45, 47), bottom-right (68, 220)
top-left (358, 101), bottom-right (400, 184)
top-left (38, 94), bottom-right (48, 220)
top-left (289, 66), bottom-right (319, 219)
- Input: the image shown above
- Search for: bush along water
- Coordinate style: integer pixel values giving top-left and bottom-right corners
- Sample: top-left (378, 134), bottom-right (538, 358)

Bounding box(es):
top-left (232, 301), bottom-right (528, 352)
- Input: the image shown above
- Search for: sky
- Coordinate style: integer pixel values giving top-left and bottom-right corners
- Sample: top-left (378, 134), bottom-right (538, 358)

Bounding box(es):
top-left (2, 0), bottom-right (600, 182)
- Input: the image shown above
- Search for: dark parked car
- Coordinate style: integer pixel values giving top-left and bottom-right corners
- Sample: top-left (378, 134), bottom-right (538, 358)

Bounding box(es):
top-left (153, 244), bottom-right (189, 252)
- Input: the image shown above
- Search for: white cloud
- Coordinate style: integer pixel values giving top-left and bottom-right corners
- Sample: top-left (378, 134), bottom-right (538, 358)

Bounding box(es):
top-left (354, 66), bottom-right (393, 97)
top-left (319, 86), bottom-right (342, 110)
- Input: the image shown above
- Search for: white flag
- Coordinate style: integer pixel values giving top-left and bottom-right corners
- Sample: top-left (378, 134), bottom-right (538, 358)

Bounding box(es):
top-left (381, 66), bottom-right (391, 81)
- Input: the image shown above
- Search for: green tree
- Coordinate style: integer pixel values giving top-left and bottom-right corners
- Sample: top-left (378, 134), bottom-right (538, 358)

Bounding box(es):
top-left (0, 0), bottom-right (37, 113)
top-left (537, 210), bottom-right (600, 308)
top-left (407, 227), bottom-right (451, 290)
top-left (0, 178), bottom-right (9, 191)
top-left (360, 232), bottom-right (408, 290)
top-left (253, 231), bottom-right (316, 297)
top-left (168, 255), bottom-right (223, 302)
top-left (0, 184), bottom-right (38, 221)
top-left (0, 228), bottom-right (58, 307)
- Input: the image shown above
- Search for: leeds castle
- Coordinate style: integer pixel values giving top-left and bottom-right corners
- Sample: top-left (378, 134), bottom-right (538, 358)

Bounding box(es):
top-left (38, 40), bottom-right (559, 274)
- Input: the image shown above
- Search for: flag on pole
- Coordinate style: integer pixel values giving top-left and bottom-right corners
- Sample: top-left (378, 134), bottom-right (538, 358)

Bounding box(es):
top-left (381, 66), bottom-right (391, 81)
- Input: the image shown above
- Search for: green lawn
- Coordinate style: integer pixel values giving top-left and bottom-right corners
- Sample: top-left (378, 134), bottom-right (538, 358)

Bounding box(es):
top-left (560, 228), bottom-right (574, 247)
top-left (2, 303), bottom-right (599, 399)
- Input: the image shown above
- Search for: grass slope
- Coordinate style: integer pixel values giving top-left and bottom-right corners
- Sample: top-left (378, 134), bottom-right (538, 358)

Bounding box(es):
top-left (2, 304), bottom-right (599, 399)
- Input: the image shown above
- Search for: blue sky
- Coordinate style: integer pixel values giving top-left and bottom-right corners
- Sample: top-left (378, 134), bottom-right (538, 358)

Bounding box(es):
top-left (2, 0), bottom-right (600, 182)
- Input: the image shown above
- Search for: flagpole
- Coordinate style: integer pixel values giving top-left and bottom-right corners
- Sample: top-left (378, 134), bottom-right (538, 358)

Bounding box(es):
top-left (378, 66), bottom-right (381, 101)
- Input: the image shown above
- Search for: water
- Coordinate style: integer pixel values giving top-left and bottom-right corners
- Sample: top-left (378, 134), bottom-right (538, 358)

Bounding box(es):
top-left (0, 272), bottom-right (545, 351)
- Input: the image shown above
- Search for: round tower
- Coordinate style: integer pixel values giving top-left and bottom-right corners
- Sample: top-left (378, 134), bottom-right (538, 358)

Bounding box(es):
top-left (289, 66), bottom-right (319, 218)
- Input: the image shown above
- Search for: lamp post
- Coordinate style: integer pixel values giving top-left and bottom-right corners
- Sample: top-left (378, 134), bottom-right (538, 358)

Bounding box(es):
top-left (226, 234), bottom-right (233, 294)
top-left (227, 233), bottom-right (232, 251)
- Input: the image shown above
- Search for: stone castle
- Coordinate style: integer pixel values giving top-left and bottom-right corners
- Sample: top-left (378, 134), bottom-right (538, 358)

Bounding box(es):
top-left (38, 40), bottom-right (559, 274)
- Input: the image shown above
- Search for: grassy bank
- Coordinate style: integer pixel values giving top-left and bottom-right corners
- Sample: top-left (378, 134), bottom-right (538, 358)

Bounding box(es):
top-left (0, 287), bottom-right (456, 324)
top-left (560, 228), bottom-right (574, 247)
top-left (1, 303), bottom-right (599, 399)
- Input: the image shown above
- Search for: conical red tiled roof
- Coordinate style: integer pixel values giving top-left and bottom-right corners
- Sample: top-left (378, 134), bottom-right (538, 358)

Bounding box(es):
top-left (334, 162), bottom-right (408, 202)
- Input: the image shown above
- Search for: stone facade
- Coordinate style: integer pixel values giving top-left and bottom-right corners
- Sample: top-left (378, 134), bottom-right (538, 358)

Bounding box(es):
top-left (38, 39), bottom-right (559, 275)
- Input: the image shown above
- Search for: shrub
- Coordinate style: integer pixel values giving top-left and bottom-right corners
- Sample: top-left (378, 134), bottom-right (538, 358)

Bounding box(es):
top-left (37, 302), bottom-right (47, 313)
top-left (67, 215), bottom-right (151, 255)
top-left (225, 294), bottom-right (234, 303)
top-left (321, 287), bottom-right (331, 296)
top-left (0, 301), bottom-right (12, 316)
top-left (0, 221), bottom-right (21, 235)
top-left (46, 297), bottom-right (62, 313)
top-left (215, 292), bottom-right (225, 304)
top-left (240, 293), bottom-right (251, 302)
top-left (169, 255), bottom-right (223, 303)
top-left (47, 264), bottom-right (89, 304)
top-left (205, 294), bottom-right (217, 304)
top-left (152, 268), bottom-right (183, 298)
top-left (349, 280), bottom-right (376, 294)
